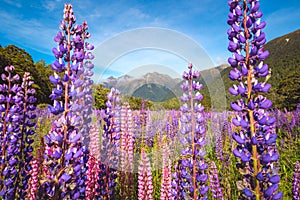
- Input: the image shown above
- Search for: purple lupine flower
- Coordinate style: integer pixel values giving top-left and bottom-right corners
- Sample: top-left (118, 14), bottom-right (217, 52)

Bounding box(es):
top-left (211, 111), bottom-right (225, 160)
top-left (140, 100), bottom-right (149, 147)
top-left (41, 114), bottom-right (85, 199)
top-left (171, 160), bottom-right (185, 200)
top-left (208, 161), bottom-right (224, 200)
top-left (16, 72), bottom-right (37, 199)
top-left (41, 4), bottom-right (94, 199)
top-left (164, 110), bottom-right (180, 142)
top-left (227, 0), bottom-right (281, 198)
top-left (0, 68), bottom-right (37, 200)
top-left (120, 102), bottom-right (135, 199)
top-left (145, 110), bottom-right (155, 148)
top-left (138, 148), bottom-right (153, 200)
top-left (293, 161), bottom-right (300, 200)
top-left (172, 63), bottom-right (208, 199)
top-left (97, 88), bottom-right (121, 199)
top-left (0, 66), bottom-right (22, 199)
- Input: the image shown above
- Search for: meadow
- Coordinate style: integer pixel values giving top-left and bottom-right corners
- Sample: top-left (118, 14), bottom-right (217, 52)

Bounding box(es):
top-left (0, 1), bottom-right (299, 200)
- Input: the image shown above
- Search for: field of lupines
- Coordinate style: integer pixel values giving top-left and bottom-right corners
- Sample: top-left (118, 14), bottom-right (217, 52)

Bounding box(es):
top-left (0, 1), bottom-right (299, 200)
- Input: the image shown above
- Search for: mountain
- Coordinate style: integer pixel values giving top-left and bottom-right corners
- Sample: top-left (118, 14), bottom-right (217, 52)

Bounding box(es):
top-left (102, 29), bottom-right (300, 109)
top-left (132, 83), bottom-right (177, 102)
top-left (101, 72), bottom-right (182, 98)
top-left (264, 29), bottom-right (300, 88)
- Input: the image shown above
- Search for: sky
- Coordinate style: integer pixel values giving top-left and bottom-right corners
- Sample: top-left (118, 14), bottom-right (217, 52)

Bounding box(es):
top-left (1, 0), bottom-right (300, 82)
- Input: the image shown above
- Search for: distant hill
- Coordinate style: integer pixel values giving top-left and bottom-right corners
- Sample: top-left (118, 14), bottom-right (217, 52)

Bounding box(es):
top-left (132, 83), bottom-right (177, 102)
top-left (264, 29), bottom-right (300, 88)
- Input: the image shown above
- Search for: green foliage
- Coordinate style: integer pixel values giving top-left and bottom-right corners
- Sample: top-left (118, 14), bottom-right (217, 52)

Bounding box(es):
top-left (122, 95), bottom-right (153, 110)
top-left (264, 29), bottom-right (300, 110)
top-left (33, 60), bottom-right (53, 105)
top-left (32, 111), bottom-right (53, 157)
top-left (277, 135), bottom-right (300, 197)
top-left (0, 45), bottom-right (53, 104)
top-left (277, 69), bottom-right (300, 110)
top-left (93, 84), bottom-right (111, 109)
top-left (155, 97), bottom-right (181, 110)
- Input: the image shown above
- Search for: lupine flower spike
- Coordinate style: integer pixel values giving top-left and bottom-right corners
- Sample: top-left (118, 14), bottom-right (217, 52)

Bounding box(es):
top-left (293, 161), bottom-right (300, 200)
top-left (41, 4), bottom-right (94, 199)
top-left (160, 141), bottom-right (172, 200)
top-left (138, 148), bottom-right (153, 200)
top-left (97, 88), bottom-right (121, 199)
top-left (0, 67), bottom-right (37, 200)
top-left (172, 63), bottom-right (208, 199)
top-left (120, 102), bottom-right (134, 199)
top-left (208, 161), bottom-right (224, 200)
top-left (227, 0), bottom-right (282, 199)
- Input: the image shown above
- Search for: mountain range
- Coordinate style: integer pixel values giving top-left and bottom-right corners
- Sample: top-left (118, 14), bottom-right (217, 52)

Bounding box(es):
top-left (101, 64), bottom-right (229, 102)
top-left (101, 29), bottom-right (300, 108)
top-left (1, 28), bottom-right (298, 109)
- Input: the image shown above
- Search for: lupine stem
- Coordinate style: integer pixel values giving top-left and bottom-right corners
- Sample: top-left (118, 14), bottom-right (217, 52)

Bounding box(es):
top-left (52, 23), bottom-right (71, 199)
top-left (189, 66), bottom-right (197, 200)
top-left (243, 0), bottom-right (260, 198)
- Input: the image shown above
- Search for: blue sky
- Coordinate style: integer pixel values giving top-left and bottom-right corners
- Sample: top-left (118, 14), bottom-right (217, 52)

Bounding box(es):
top-left (1, 0), bottom-right (300, 80)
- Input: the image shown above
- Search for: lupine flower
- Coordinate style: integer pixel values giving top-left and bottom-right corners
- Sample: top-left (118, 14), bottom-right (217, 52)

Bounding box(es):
top-left (0, 68), bottom-right (37, 200)
top-left (138, 148), bottom-right (153, 200)
top-left (293, 161), bottom-right (300, 200)
top-left (140, 100), bottom-right (149, 148)
top-left (27, 159), bottom-right (39, 200)
top-left (120, 102), bottom-right (135, 199)
top-left (165, 110), bottom-right (179, 141)
top-left (172, 63), bottom-right (208, 200)
top-left (41, 4), bottom-right (94, 199)
top-left (88, 124), bottom-right (101, 158)
top-left (160, 142), bottom-right (172, 200)
top-left (41, 114), bottom-right (85, 199)
top-left (17, 72), bottom-right (37, 199)
top-left (208, 161), bottom-right (224, 200)
top-left (211, 112), bottom-right (225, 160)
top-left (97, 88), bottom-right (121, 199)
top-left (227, 0), bottom-right (282, 198)
top-left (171, 160), bottom-right (185, 199)
top-left (145, 110), bottom-right (155, 148)
top-left (0, 66), bottom-right (22, 199)
top-left (85, 154), bottom-right (100, 199)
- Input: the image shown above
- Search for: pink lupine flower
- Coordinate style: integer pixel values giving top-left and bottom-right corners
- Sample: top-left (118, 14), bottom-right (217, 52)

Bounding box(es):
top-left (27, 159), bottom-right (39, 200)
top-left (120, 103), bottom-right (135, 199)
top-left (85, 155), bottom-right (100, 199)
top-left (138, 148), bottom-right (153, 200)
top-left (89, 123), bottom-right (101, 158)
top-left (160, 143), bottom-right (172, 200)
